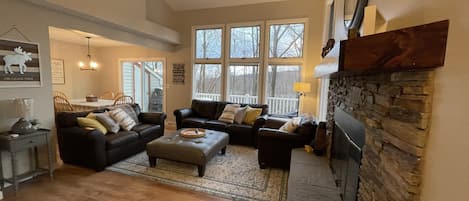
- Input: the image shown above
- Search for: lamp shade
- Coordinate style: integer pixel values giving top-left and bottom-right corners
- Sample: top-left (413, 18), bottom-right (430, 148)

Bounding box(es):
top-left (293, 82), bottom-right (311, 93)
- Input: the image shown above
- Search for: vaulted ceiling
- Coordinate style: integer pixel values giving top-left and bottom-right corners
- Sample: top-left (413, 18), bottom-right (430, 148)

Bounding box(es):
top-left (164, 0), bottom-right (287, 11)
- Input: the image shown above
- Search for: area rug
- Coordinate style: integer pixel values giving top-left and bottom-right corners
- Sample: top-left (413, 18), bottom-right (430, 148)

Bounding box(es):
top-left (107, 145), bottom-right (288, 201)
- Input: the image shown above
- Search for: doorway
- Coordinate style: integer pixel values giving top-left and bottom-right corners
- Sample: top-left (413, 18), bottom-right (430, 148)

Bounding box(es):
top-left (120, 59), bottom-right (165, 112)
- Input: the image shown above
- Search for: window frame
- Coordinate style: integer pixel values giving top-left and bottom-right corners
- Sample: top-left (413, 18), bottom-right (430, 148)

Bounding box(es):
top-left (225, 21), bottom-right (264, 103)
top-left (191, 18), bottom-right (309, 114)
top-left (191, 25), bottom-right (225, 100)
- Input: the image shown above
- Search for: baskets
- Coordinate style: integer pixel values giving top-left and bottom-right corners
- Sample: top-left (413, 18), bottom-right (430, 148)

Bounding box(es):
top-left (86, 95), bottom-right (98, 102)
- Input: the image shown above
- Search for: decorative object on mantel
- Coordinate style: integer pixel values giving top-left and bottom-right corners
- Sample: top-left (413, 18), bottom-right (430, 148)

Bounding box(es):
top-left (339, 20), bottom-right (450, 73)
top-left (10, 98), bottom-right (39, 134)
top-left (321, 38), bottom-right (335, 58)
top-left (51, 59), bottom-right (65, 84)
top-left (85, 94), bottom-right (98, 102)
top-left (78, 36), bottom-right (98, 71)
top-left (172, 63), bottom-right (185, 84)
top-left (343, 0), bottom-right (368, 39)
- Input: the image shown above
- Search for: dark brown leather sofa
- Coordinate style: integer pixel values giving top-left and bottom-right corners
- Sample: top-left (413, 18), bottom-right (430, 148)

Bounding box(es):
top-left (174, 99), bottom-right (268, 147)
top-left (257, 117), bottom-right (317, 169)
top-left (55, 104), bottom-right (166, 171)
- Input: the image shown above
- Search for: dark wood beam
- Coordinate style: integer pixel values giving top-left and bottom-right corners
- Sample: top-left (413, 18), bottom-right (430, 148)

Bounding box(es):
top-left (339, 20), bottom-right (449, 72)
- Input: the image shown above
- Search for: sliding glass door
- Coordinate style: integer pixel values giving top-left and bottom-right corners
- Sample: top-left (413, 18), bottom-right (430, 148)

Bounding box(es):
top-left (121, 59), bottom-right (165, 112)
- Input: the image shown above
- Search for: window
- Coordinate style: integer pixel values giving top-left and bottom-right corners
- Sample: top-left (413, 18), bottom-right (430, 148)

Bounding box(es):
top-left (192, 19), bottom-right (307, 116)
top-left (193, 26), bottom-right (224, 101)
top-left (227, 65), bottom-right (259, 104)
top-left (266, 65), bottom-right (301, 115)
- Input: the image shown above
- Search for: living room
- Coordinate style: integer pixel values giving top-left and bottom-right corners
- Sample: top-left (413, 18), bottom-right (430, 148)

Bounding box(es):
top-left (0, 0), bottom-right (467, 201)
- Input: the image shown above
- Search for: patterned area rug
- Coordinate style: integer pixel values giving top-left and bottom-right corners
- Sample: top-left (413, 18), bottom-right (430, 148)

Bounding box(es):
top-left (107, 145), bottom-right (288, 201)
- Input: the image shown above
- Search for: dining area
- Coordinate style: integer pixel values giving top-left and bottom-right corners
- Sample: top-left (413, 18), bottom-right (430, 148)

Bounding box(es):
top-left (53, 91), bottom-right (134, 113)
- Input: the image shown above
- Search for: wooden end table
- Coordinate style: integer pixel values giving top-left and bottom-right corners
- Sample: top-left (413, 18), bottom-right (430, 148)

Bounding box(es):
top-left (0, 129), bottom-right (54, 193)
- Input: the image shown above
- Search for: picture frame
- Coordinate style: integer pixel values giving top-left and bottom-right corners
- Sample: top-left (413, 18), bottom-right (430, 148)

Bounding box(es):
top-left (51, 59), bottom-right (65, 84)
top-left (0, 38), bottom-right (42, 88)
top-left (172, 63), bottom-right (185, 84)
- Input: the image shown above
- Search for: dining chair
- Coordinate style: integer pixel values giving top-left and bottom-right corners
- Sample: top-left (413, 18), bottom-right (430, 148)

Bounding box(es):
top-left (114, 92), bottom-right (124, 99)
top-left (100, 91), bottom-right (115, 100)
top-left (113, 95), bottom-right (134, 106)
top-left (53, 96), bottom-right (74, 113)
top-left (53, 90), bottom-right (69, 99)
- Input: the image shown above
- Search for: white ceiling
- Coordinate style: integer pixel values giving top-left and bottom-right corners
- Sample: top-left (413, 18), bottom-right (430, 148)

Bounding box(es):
top-left (48, 27), bottom-right (132, 47)
top-left (164, 0), bottom-right (287, 11)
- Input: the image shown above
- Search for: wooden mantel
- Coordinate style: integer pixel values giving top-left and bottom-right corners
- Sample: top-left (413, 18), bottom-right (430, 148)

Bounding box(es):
top-left (339, 20), bottom-right (449, 72)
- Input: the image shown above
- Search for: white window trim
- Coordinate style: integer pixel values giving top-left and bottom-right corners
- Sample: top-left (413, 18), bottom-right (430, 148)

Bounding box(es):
top-left (225, 21), bottom-right (264, 102)
top-left (191, 18), bottom-right (309, 115)
top-left (191, 24), bottom-right (225, 100)
top-left (264, 18), bottom-right (309, 113)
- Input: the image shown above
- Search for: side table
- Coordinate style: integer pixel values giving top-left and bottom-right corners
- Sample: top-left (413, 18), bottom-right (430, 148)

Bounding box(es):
top-left (0, 129), bottom-right (54, 193)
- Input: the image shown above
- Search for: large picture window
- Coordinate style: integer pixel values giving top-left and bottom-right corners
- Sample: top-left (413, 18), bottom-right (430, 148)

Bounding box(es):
top-left (192, 19), bottom-right (307, 116)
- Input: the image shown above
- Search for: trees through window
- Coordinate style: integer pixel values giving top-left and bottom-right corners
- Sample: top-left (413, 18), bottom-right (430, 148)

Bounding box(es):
top-left (192, 19), bottom-right (306, 116)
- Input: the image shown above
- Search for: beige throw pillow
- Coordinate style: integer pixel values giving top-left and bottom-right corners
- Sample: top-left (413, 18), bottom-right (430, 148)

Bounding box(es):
top-left (95, 112), bottom-right (120, 133)
top-left (279, 117), bottom-right (302, 133)
top-left (234, 107), bottom-right (247, 124)
top-left (109, 108), bottom-right (137, 131)
top-left (218, 104), bottom-right (240, 123)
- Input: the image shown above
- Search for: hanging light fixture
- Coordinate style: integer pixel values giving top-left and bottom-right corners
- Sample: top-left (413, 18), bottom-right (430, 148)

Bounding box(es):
top-left (78, 36), bottom-right (98, 71)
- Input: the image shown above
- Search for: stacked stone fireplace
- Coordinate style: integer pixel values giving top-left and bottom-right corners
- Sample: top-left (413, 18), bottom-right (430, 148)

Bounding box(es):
top-left (326, 70), bottom-right (435, 201)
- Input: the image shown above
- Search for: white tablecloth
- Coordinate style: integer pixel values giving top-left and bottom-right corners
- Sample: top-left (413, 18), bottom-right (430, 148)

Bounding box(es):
top-left (69, 99), bottom-right (115, 112)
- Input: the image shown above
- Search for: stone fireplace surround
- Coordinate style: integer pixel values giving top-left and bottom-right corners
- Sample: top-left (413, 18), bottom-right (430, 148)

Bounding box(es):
top-left (326, 70), bottom-right (435, 201)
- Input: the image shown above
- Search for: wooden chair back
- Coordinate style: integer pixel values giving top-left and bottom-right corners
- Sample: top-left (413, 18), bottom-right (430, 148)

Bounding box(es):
top-left (53, 96), bottom-right (74, 113)
top-left (113, 95), bottom-right (134, 106)
top-left (53, 90), bottom-right (69, 99)
top-left (100, 91), bottom-right (115, 100)
top-left (114, 92), bottom-right (124, 99)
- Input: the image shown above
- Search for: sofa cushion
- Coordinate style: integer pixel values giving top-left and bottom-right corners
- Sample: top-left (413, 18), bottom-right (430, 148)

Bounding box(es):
top-left (218, 104), bottom-right (240, 123)
top-left (105, 131), bottom-right (139, 150)
top-left (191, 99), bottom-right (218, 119)
top-left (77, 117), bottom-right (107, 134)
top-left (239, 103), bottom-right (268, 115)
top-left (243, 106), bottom-right (263, 125)
top-left (132, 124), bottom-right (161, 138)
top-left (204, 120), bottom-right (229, 131)
top-left (182, 117), bottom-right (208, 128)
top-left (109, 108), bottom-right (137, 131)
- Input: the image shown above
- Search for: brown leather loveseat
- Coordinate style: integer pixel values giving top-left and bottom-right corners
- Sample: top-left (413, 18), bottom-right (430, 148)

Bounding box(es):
top-left (174, 99), bottom-right (268, 147)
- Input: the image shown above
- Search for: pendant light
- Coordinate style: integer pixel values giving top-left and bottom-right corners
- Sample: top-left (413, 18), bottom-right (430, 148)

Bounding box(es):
top-left (78, 36), bottom-right (98, 70)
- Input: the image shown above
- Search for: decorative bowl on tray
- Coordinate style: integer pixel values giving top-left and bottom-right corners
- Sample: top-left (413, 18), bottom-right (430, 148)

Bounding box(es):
top-left (180, 128), bottom-right (206, 138)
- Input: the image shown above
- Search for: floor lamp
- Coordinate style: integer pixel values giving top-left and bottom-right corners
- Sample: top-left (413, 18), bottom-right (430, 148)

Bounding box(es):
top-left (293, 82), bottom-right (311, 116)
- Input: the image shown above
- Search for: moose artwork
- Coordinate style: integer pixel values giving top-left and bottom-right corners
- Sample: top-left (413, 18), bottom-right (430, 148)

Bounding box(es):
top-left (0, 38), bottom-right (41, 87)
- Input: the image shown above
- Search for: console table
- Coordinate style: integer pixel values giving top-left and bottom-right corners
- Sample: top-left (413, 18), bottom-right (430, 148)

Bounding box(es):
top-left (0, 129), bottom-right (54, 192)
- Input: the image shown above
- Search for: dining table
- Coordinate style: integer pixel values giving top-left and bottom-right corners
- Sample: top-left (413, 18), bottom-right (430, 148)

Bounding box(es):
top-left (69, 99), bottom-right (115, 112)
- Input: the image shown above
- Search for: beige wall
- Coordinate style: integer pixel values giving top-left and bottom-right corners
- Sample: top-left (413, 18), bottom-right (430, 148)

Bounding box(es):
top-left (332, 0), bottom-right (469, 200)
top-left (146, 0), bottom-right (326, 115)
top-left (50, 39), bottom-right (103, 98)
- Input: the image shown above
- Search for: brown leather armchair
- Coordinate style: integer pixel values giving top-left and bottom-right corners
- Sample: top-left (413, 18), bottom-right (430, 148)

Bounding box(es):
top-left (257, 117), bottom-right (317, 169)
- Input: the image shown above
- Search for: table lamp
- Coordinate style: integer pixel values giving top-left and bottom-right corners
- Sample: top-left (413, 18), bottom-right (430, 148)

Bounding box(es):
top-left (10, 98), bottom-right (37, 134)
top-left (293, 82), bottom-right (311, 116)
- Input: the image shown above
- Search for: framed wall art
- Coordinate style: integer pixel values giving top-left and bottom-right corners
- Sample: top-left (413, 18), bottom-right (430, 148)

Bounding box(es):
top-left (0, 38), bottom-right (42, 88)
top-left (51, 59), bottom-right (65, 84)
top-left (172, 63), bottom-right (185, 84)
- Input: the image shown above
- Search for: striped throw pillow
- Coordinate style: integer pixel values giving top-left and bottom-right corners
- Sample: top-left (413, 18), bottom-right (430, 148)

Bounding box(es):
top-left (109, 108), bottom-right (137, 131)
top-left (218, 104), bottom-right (240, 123)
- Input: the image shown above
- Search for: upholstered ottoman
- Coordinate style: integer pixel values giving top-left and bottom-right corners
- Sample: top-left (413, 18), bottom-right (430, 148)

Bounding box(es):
top-left (146, 129), bottom-right (229, 177)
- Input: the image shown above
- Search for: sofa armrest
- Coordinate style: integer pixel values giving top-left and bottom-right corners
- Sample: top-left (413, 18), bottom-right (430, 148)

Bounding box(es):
top-left (253, 114), bottom-right (268, 129)
top-left (174, 108), bottom-right (194, 129)
top-left (139, 112), bottom-right (167, 126)
top-left (56, 127), bottom-right (106, 171)
top-left (258, 128), bottom-right (306, 141)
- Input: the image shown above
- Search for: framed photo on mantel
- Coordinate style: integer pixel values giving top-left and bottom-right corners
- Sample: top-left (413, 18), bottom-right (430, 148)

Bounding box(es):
top-left (51, 59), bottom-right (65, 85)
top-left (0, 38), bottom-right (42, 88)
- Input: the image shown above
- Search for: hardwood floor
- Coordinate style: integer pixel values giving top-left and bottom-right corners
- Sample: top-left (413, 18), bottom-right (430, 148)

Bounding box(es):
top-left (3, 165), bottom-right (230, 201)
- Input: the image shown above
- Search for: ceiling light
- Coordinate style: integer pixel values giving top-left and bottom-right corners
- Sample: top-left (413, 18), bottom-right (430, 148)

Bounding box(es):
top-left (78, 36), bottom-right (98, 71)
